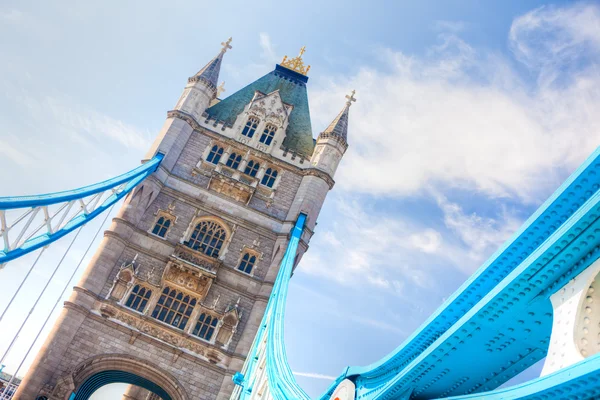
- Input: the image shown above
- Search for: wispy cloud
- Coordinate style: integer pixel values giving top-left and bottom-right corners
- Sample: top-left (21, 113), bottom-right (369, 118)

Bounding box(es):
top-left (310, 4), bottom-right (600, 203)
top-left (0, 8), bottom-right (24, 22)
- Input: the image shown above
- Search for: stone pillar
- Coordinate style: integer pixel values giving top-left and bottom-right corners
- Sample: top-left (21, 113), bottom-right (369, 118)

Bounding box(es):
top-left (541, 258), bottom-right (600, 375)
top-left (122, 384), bottom-right (155, 400)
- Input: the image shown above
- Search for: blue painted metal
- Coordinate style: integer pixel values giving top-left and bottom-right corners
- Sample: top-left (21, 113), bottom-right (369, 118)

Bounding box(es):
top-left (444, 353), bottom-right (600, 400)
top-left (0, 154), bottom-right (163, 264)
top-left (234, 213), bottom-right (310, 400)
top-left (313, 147), bottom-right (600, 399)
top-left (72, 370), bottom-right (171, 400)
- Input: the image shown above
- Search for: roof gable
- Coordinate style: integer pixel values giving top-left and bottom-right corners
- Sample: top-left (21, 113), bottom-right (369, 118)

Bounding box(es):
top-left (205, 65), bottom-right (315, 158)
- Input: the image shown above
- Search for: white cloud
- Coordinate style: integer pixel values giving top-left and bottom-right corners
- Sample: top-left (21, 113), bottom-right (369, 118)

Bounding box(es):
top-left (0, 9), bottom-right (23, 22)
top-left (311, 4), bottom-right (600, 202)
top-left (259, 32), bottom-right (278, 64)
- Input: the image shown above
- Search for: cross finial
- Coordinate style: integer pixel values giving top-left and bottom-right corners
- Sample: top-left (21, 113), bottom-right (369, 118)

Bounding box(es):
top-left (299, 46), bottom-right (306, 57)
top-left (221, 37), bottom-right (233, 53)
top-left (217, 81), bottom-right (226, 98)
top-left (345, 90), bottom-right (357, 106)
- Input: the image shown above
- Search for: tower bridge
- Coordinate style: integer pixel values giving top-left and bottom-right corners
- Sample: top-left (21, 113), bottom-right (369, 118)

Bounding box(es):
top-left (1, 39), bottom-right (600, 400)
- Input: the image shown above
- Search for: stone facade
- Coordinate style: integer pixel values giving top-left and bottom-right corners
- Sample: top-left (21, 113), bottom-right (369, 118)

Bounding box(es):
top-left (15, 43), bottom-right (350, 400)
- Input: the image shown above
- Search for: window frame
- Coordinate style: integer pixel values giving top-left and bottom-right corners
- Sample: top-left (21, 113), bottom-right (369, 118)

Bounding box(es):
top-left (192, 312), bottom-right (220, 342)
top-left (151, 286), bottom-right (197, 330)
top-left (260, 168), bottom-right (278, 188)
top-left (244, 160), bottom-right (260, 177)
top-left (184, 218), bottom-right (229, 258)
top-left (124, 284), bottom-right (153, 314)
top-left (207, 145), bottom-right (224, 165)
top-left (237, 252), bottom-right (258, 275)
top-left (226, 152), bottom-right (242, 170)
top-left (241, 116), bottom-right (260, 138)
top-left (259, 124), bottom-right (277, 146)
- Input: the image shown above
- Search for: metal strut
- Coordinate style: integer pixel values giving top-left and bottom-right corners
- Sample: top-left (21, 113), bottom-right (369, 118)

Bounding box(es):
top-left (0, 154), bottom-right (163, 264)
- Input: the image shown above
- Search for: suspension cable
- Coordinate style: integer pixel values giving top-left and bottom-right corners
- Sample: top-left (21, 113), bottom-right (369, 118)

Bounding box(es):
top-left (0, 204), bottom-right (115, 400)
top-left (0, 247), bottom-right (46, 325)
top-left (0, 224), bottom-right (83, 366)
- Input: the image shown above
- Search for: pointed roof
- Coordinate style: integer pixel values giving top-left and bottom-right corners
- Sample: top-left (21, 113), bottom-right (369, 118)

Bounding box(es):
top-left (189, 38), bottom-right (232, 91)
top-left (205, 64), bottom-right (315, 157)
top-left (319, 90), bottom-right (355, 146)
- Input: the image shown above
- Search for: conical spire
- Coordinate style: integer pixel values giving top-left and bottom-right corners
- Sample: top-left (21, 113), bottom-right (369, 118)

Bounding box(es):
top-left (319, 90), bottom-right (356, 144)
top-left (189, 37), bottom-right (232, 90)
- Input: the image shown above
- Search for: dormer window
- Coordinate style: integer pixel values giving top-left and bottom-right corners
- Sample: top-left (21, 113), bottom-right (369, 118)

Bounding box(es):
top-left (244, 160), bottom-right (260, 177)
top-left (207, 145), bottom-right (224, 164)
top-left (226, 153), bottom-right (242, 169)
top-left (242, 117), bottom-right (259, 138)
top-left (259, 124), bottom-right (277, 146)
top-left (261, 168), bottom-right (278, 188)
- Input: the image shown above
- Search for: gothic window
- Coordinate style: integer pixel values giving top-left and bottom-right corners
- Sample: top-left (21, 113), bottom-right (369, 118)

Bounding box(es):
top-left (238, 252), bottom-right (257, 274)
top-left (259, 124), bottom-right (277, 145)
top-left (244, 160), bottom-right (260, 177)
top-left (185, 220), bottom-right (227, 257)
top-left (193, 313), bottom-right (219, 341)
top-left (151, 216), bottom-right (171, 238)
top-left (260, 168), bottom-right (278, 188)
top-left (226, 152), bottom-right (242, 169)
top-left (124, 285), bottom-right (152, 312)
top-left (207, 145), bottom-right (224, 164)
top-left (242, 117), bottom-right (259, 138)
top-left (151, 287), bottom-right (196, 330)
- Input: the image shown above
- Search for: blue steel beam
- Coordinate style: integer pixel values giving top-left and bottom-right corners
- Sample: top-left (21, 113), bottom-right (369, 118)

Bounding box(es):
top-left (444, 353), bottom-right (600, 400)
top-left (0, 154), bottom-right (163, 264)
top-left (234, 214), bottom-right (310, 400)
top-left (319, 147), bottom-right (600, 399)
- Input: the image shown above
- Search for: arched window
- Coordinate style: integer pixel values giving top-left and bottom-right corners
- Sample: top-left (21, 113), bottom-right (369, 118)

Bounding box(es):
top-left (193, 313), bottom-right (219, 341)
top-left (259, 124), bottom-right (277, 145)
top-left (125, 285), bottom-right (152, 312)
top-left (185, 220), bottom-right (227, 257)
top-left (238, 252), bottom-right (257, 274)
top-left (226, 152), bottom-right (242, 169)
top-left (207, 145), bottom-right (224, 164)
top-left (151, 216), bottom-right (171, 238)
top-left (242, 117), bottom-right (259, 138)
top-left (261, 168), bottom-right (278, 188)
top-left (151, 287), bottom-right (196, 330)
top-left (244, 160), bottom-right (260, 177)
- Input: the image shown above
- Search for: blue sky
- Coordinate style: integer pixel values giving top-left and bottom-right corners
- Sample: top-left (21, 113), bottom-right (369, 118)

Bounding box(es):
top-left (1, 1), bottom-right (600, 398)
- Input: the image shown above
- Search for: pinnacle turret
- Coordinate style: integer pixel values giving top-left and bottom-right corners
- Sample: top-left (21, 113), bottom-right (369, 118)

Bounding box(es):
top-left (189, 37), bottom-right (232, 91)
top-left (319, 90), bottom-right (356, 146)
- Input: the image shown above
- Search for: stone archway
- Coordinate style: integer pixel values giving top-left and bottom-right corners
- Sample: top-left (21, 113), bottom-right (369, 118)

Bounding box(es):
top-left (49, 354), bottom-right (188, 400)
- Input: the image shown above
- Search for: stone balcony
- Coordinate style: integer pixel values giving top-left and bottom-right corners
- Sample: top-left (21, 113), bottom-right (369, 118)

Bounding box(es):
top-left (171, 244), bottom-right (220, 277)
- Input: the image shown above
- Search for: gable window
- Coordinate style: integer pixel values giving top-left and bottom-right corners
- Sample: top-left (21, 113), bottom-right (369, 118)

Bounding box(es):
top-left (260, 168), bottom-right (278, 188)
top-left (238, 252), bottom-right (257, 274)
top-left (226, 153), bottom-right (242, 169)
top-left (259, 124), bottom-right (277, 146)
top-left (125, 285), bottom-right (152, 312)
top-left (207, 145), bottom-right (224, 164)
top-left (193, 313), bottom-right (219, 341)
top-left (152, 216), bottom-right (171, 238)
top-left (185, 220), bottom-right (227, 258)
top-left (151, 287), bottom-right (196, 330)
top-left (242, 117), bottom-right (259, 138)
top-left (244, 160), bottom-right (260, 177)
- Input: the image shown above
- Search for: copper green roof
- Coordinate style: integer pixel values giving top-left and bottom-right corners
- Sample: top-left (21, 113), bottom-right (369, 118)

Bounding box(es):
top-left (205, 64), bottom-right (315, 158)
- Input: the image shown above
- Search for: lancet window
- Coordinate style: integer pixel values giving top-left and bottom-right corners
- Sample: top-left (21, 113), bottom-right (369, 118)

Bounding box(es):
top-left (124, 285), bottom-right (152, 312)
top-left (242, 117), bottom-right (259, 138)
top-left (238, 252), bottom-right (257, 274)
top-left (260, 168), bottom-right (278, 188)
top-left (244, 160), bottom-right (260, 177)
top-left (193, 313), bottom-right (219, 341)
top-left (207, 145), bottom-right (224, 164)
top-left (151, 216), bottom-right (172, 238)
top-left (151, 287), bottom-right (196, 330)
top-left (259, 124), bottom-right (277, 145)
top-left (226, 153), bottom-right (242, 169)
top-left (185, 220), bottom-right (227, 258)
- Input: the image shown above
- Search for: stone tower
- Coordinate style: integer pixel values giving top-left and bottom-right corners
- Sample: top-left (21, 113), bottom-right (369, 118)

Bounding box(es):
top-left (16, 40), bottom-right (352, 400)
